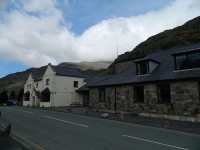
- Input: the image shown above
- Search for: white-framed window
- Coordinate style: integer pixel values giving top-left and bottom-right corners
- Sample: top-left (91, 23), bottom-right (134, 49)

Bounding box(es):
top-left (136, 61), bottom-right (150, 75)
top-left (174, 50), bottom-right (200, 70)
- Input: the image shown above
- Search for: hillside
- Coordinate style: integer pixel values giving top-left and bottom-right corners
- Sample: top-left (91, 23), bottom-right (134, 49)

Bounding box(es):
top-left (0, 61), bottom-right (111, 94)
top-left (0, 66), bottom-right (47, 94)
top-left (58, 61), bottom-right (111, 70)
top-left (113, 16), bottom-right (200, 63)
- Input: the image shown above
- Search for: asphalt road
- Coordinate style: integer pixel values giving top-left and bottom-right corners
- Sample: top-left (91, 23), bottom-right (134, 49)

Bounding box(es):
top-left (0, 106), bottom-right (199, 150)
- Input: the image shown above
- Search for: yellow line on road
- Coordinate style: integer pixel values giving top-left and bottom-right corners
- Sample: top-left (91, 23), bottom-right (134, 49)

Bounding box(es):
top-left (12, 131), bottom-right (45, 150)
top-left (0, 122), bottom-right (45, 150)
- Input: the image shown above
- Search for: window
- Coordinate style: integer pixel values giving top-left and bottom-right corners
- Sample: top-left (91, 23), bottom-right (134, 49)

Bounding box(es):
top-left (174, 51), bottom-right (200, 70)
top-left (30, 84), bottom-right (31, 89)
top-left (46, 79), bottom-right (50, 85)
top-left (36, 83), bottom-right (38, 88)
top-left (136, 61), bottom-right (149, 75)
top-left (99, 88), bottom-right (105, 102)
top-left (134, 86), bottom-right (144, 103)
top-left (27, 84), bottom-right (29, 89)
top-left (74, 81), bottom-right (78, 88)
top-left (157, 84), bottom-right (171, 103)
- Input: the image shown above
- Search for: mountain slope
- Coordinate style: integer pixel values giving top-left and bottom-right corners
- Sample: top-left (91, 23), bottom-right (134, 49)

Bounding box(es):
top-left (58, 61), bottom-right (111, 70)
top-left (114, 16), bottom-right (200, 63)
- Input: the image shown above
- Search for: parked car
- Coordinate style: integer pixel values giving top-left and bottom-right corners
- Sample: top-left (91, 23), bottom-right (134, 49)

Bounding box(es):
top-left (6, 100), bottom-right (18, 106)
top-left (0, 103), bottom-right (7, 106)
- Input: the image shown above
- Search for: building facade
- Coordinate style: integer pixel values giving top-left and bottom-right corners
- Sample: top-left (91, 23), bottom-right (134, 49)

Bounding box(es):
top-left (23, 64), bottom-right (86, 107)
top-left (88, 44), bottom-right (200, 117)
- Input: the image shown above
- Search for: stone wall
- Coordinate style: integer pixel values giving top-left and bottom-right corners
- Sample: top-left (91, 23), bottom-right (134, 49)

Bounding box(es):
top-left (89, 88), bottom-right (99, 108)
top-left (89, 81), bottom-right (200, 117)
top-left (171, 82), bottom-right (199, 103)
top-left (144, 84), bottom-right (157, 103)
top-left (105, 87), bottom-right (115, 110)
top-left (170, 82), bottom-right (200, 117)
top-left (116, 86), bottom-right (134, 111)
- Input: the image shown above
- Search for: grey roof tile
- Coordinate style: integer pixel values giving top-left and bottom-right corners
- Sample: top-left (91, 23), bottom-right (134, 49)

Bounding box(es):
top-left (53, 66), bottom-right (84, 78)
top-left (89, 43), bottom-right (200, 87)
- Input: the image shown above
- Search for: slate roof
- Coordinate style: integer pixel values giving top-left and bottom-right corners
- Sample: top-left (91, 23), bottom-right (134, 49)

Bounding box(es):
top-left (76, 75), bottom-right (112, 92)
top-left (34, 76), bottom-right (43, 82)
top-left (89, 43), bottom-right (200, 87)
top-left (52, 66), bottom-right (84, 78)
top-left (32, 66), bottom-right (48, 82)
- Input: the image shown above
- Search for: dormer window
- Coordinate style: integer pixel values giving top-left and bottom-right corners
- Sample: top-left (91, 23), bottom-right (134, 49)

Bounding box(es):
top-left (136, 61), bottom-right (149, 75)
top-left (173, 49), bottom-right (200, 70)
top-left (135, 59), bottom-right (159, 75)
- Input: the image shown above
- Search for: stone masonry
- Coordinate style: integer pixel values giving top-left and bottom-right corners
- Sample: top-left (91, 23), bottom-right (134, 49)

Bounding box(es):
top-left (89, 80), bottom-right (200, 117)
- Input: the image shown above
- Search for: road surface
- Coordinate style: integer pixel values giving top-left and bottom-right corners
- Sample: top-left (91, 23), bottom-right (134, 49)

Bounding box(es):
top-left (0, 106), bottom-right (199, 150)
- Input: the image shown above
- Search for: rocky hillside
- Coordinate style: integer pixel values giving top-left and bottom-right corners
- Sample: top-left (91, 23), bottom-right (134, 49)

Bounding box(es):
top-left (58, 61), bottom-right (111, 70)
top-left (113, 16), bottom-right (200, 63)
top-left (0, 61), bottom-right (111, 94)
top-left (0, 66), bottom-right (47, 94)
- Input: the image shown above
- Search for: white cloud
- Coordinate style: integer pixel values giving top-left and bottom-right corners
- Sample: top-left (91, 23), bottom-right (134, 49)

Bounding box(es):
top-left (0, 0), bottom-right (199, 67)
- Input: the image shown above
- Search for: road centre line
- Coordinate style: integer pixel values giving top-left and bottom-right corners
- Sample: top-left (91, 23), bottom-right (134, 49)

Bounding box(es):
top-left (16, 109), bottom-right (34, 114)
top-left (43, 116), bottom-right (89, 128)
top-left (123, 135), bottom-right (189, 150)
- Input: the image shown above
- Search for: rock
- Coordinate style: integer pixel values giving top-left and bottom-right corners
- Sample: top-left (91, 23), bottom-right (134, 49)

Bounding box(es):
top-left (102, 113), bottom-right (109, 117)
top-left (120, 112), bottom-right (124, 120)
top-left (3, 124), bottom-right (11, 137)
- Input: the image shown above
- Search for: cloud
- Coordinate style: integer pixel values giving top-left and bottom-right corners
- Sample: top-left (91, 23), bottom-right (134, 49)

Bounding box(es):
top-left (0, 0), bottom-right (199, 67)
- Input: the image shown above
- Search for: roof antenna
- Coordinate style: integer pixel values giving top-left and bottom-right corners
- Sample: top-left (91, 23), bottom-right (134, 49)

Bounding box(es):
top-left (116, 22), bottom-right (119, 57)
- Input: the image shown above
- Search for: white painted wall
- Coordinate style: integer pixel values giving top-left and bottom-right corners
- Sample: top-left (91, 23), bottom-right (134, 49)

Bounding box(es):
top-left (52, 75), bottom-right (85, 107)
top-left (39, 65), bottom-right (55, 107)
top-left (23, 74), bottom-right (34, 106)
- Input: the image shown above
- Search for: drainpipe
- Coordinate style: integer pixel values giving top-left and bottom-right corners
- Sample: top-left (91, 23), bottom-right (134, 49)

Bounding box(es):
top-left (114, 86), bottom-right (117, 114)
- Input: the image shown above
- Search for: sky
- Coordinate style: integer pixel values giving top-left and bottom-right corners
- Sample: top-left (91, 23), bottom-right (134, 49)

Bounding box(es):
top-left (0, 0), bottom-right (200, 78)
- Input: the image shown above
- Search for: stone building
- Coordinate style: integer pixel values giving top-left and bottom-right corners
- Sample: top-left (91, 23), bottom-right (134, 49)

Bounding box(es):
top-left (85, 44), bottom-right (200, 117)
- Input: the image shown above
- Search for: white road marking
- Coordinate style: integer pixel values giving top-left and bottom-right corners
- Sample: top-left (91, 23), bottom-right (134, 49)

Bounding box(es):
top-left (16, 109), bottom-right (34, 114)
top-left (123, 135), bottom-right (189, 150)
top-left (43, 116), bottom-right (89, 128)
